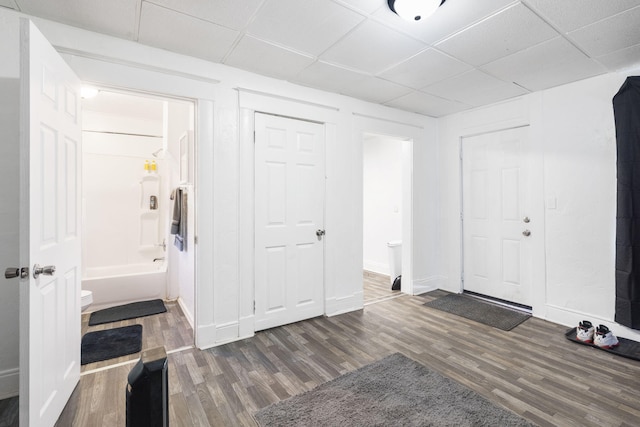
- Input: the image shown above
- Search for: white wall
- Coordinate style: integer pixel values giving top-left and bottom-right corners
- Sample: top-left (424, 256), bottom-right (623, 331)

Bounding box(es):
top-left (0, 8), bottom-right (438, 351)
top-left (438, 71), bottom-right (640, 342)
top-left (0, 14), bottom-right (20, 399)
top-left (164, 101), bottom-right (196, 326)
top-left (363, 135), bottom-right (403, 275)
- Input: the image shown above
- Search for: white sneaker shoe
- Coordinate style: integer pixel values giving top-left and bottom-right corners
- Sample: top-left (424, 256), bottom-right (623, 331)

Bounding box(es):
top-left (594, 325), bottom-right (619, 349)
top-left (576, 320), bottom-right (594, 343)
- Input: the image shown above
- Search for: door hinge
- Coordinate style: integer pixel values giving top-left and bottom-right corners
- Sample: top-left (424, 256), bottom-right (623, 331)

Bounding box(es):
top-left (253, 300), bottom-right (256, 314)
top-left (253, 131), bottom-right (256, 143)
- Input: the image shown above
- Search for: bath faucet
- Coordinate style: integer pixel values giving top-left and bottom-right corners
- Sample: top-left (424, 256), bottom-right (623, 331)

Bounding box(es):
top-left (153, 257), bottom-right (165, 262)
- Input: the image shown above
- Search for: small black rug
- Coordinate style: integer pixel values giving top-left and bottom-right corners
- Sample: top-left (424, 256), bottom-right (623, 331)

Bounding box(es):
top-left (89, 299), bottom-right (167, 326)
top-left (81, 325), bottom-right (143, 365)
top-left (424, 293), bottom-right (530, 331)
top-left (565, 327), bottom-right (640, 361)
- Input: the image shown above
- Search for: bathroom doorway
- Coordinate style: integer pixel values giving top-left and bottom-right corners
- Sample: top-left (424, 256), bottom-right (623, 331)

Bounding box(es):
top-left (80, 87), bottom-right (196, 348)
top-left (362, 132), bottom-right (405, 303)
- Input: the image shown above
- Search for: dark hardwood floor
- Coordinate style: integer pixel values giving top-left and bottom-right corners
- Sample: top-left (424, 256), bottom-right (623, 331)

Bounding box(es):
top-left (55, 274), bottom-right (640, 426)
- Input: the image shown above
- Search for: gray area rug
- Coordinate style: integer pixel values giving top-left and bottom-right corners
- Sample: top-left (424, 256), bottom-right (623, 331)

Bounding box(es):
top-left (423, 294), bottom-right (530, 331)
top-left (254, 353), bottom-right (535, 427)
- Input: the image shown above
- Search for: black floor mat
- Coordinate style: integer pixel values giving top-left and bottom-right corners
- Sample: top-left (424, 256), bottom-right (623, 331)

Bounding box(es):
top-left (565, 327), bottom-right (640, 361)
top-left (423, 293), bottom-right (530, 331)
top-left (89, 299), bottom-right (166, 326)
top-left (81, 325), bottom-right (143, 365)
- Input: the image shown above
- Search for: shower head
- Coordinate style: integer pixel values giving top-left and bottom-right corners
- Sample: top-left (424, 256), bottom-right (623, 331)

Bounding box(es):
top-left (151, 148), bottom-right (163, 158)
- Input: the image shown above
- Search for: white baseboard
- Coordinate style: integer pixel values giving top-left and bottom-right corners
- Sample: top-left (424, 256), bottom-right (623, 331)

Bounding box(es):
top-left (326, 292), bottom-right (363, 317)
top-left (363, 260), bottom-right (389, 276)
top-left (177, 297), bottom-right (194, 330)
top-left (195, 322), bottom-right (217, 350)
top-left (0, 367), bottom-right (19, 400)
top-left (544, 304), bottom-right (640, 342)
top-left (238, 314), bottom-right (255, 340)
top-left (412, 276), bottom-right (445, 296)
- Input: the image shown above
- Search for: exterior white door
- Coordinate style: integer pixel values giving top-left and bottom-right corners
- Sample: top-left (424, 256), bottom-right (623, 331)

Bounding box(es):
top-left (19, 20), bottom-right (82, 426)
top-left (254, 113), bottom-right (325, 331)
top-left (462, 127), bottom-right (532, 306)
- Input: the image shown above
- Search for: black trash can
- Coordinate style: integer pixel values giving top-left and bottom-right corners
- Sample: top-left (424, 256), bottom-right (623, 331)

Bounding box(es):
top-left (126, 346), bottom-right (169, 427)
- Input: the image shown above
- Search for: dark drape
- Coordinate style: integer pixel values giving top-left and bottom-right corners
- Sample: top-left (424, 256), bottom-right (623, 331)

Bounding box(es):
top-left (614, 76), bottom-right (640, 330)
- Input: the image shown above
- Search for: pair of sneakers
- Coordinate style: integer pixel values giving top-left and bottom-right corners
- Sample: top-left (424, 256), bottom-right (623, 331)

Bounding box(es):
top-left (576, 320), bottom-right (619, 349)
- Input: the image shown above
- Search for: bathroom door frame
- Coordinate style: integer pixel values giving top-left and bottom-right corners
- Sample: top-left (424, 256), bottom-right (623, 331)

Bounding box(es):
top-left (80, 81), bottom-right (199, 345)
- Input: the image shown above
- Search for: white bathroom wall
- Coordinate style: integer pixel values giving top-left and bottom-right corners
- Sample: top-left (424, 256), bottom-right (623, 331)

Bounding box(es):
top-left (164, 101), bottom-right (196, 326)
top-left (0, 15), bottom-right (20, 399)
top-left (438, 71), bottom-right (640, 342)
top-left (362, 135), bottom-right (403, 275)
top-left (82, 108), bottom-right (166, 272)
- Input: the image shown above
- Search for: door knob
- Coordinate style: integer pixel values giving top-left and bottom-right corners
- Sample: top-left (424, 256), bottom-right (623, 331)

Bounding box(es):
top-left (33, 264), bottom-right (56, 279)
top-left (5, 267), bottom-right (28, 279)
top-left (523, 217), bottom-right (530, 223)
top-left (522, 230), bottom-right (531, 237)
top-left (316, 229), bottom-right (325, 240)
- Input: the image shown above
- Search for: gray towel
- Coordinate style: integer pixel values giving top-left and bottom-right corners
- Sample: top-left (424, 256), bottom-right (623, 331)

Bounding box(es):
top-left (170, 188), bottom-right (187, 251)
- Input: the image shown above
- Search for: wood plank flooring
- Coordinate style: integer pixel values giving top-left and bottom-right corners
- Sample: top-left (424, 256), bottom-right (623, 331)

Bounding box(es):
top-left (80, 300), bottom-right (193, 372)
top-left (56, 278), bottom-right (640, 426)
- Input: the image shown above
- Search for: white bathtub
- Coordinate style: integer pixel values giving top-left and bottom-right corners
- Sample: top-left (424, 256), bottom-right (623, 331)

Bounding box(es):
top-left (82, 262), bottom-right (167, 312)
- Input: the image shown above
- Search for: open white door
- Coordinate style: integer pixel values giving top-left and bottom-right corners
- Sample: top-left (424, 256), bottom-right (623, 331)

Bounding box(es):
top-left (19, 19), bottom-right (82, 426)
top-left (254, 113), bottom-right (325, 331)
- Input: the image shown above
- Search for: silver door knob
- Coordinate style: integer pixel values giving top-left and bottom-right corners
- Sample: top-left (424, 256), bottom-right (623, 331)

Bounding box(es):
top-left (33, 264), bottom-right (56, 279)
top-left (522, 230), bottom-right (531, 237)
top-left (523, 216), bottom-right (530, 223)
top-left (316, 229), bottom-right (325, 240)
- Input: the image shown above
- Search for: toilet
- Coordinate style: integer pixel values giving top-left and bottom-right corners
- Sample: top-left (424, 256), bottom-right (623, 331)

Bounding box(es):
top-left (81, 290), bottom-right (93, 311)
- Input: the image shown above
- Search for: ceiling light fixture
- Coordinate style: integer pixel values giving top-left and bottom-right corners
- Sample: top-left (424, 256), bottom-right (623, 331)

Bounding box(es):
top-left (387, 0), bottom-right (446, 22)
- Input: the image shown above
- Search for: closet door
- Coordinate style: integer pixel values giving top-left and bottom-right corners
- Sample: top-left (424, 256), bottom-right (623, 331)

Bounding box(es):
top-left (254, 113), bottom-right (325, 331)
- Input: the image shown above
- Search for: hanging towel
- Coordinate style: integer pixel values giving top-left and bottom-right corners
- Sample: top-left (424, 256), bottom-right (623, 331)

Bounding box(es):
top-left (170, 188), bottom-right (187, 251)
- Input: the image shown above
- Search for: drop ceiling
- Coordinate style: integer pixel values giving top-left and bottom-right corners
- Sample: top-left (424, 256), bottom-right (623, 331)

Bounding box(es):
top-left (4, 0), bottom-right (640, 117)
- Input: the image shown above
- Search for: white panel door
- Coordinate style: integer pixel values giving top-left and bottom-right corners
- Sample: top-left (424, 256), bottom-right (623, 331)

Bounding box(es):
top-left (462, 127), bottom-right (532, 306)
top-left (19, 20), bottom-right (82, 426)
top-left (254, 113), bottom-right (325, 331)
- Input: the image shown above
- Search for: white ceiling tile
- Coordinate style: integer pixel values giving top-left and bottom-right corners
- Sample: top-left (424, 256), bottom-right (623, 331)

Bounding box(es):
top-left (523, 0), bottom-right (640, 32)
top-left (0, 0), bottom-right (18, 8)
top-left (373, 0), bottom-right (517, 45)
top-left (379, 48), bottom-right (472, 89)
top-left (482, 37), bottom-right (607, 92)
top-left (385, 90), bottom-right (471, 117)
top-left (568, 6), bottom-right (640, 57)
top-left (423, 69), bottom-right (528, 106)
top-left (292, 61), bottom-right (369, 94)
top-left (596, 44), bottom-right (640, 72)
top-left (435, 2), bottom-right (557, 66)
top-left (143, 0), bottom-right (263, 30)
top-left (225, 36), bottom-right (316, 81)
top-left (321, 19), bottom-right (426, 74)
top-left (341, 77), bottom-right (412, 103)
top-left (139, 2), bottom-right (239, 62)
top-left (16, 0), bottom-right (140, 39)
top-left (247, 0), bottom-right (365, 56)
top-left (332, 0), bottom-right (386, 15)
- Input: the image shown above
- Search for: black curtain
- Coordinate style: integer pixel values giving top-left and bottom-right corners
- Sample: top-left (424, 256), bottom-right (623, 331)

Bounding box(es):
top-left (614, 76), bottom-right (640, 330)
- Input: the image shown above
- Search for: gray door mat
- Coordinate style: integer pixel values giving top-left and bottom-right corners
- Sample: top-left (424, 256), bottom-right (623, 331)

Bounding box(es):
top-left (423, 293), bottom-right (530, 331)
top-left (88, 299), bottom-right (166, 326)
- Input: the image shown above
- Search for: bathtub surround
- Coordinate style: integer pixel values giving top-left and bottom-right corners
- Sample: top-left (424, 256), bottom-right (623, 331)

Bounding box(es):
top-left (88, 299), bottom-right (167, 326)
